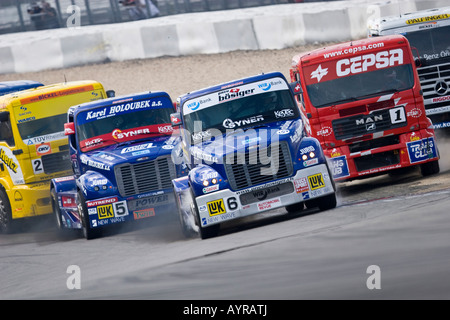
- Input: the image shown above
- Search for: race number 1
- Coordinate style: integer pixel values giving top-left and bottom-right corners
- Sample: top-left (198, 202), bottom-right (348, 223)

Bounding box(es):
top-left (389, 106), bottom-right (406, 124)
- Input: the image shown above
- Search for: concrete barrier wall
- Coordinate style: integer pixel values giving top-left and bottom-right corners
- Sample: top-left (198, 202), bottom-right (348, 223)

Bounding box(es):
top-left (0, 0), bottom-right (448, 74)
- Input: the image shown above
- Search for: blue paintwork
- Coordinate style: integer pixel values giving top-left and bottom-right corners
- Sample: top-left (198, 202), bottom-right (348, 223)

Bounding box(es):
top-left (171, 72), bottom-right (335, 236)
top-left (0, 80), bottom-right (43, 96)
top-left (51, 91), bottom-right (181, 232)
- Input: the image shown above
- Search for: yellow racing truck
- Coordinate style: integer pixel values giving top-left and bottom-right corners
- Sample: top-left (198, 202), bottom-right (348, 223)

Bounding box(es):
top-left (0, 81), bottom-right (113, 233)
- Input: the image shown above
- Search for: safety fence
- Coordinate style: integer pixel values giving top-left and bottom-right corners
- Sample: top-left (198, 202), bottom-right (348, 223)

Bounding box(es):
top-left (0, 0), bottom-right (325, 35)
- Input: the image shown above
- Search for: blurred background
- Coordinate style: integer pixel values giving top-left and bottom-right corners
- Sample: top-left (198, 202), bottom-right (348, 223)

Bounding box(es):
top-left (0, 0), bottom-right (335, 35)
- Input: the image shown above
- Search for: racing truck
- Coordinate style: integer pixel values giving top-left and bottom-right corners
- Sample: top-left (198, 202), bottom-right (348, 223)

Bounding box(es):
top-left (368, 6), bottom-right (450, 130)
top-left (170, 72), bottom-right (337, 239)
top-left (0, 80), bottom-right (110, 233)
top-left (50, 91), bottom-right (180, 239)
top-left (0, 80), bottom-right (43, 96)
top-left (290, 35), bottom-right (440, 181)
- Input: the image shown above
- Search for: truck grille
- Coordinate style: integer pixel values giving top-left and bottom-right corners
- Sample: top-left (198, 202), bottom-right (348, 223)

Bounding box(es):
top-left (332, 109), bottom-right (406, 140)
top-left (417, 62), bottom-right (450, 107)
top-left (115, 156), bottom-right (176, 197)
top-left (224, 142), bottom-right (293, 191)
top-left (42, 151), bottom-right (72, 174)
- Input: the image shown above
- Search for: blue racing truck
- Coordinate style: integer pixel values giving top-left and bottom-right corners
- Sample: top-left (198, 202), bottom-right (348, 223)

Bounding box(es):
top-left (51, 91), bottom-right (180, 239)
top-left (170, 72), bottom-right (337, 239)
top-left (0, 80), bottom-right (43, 96)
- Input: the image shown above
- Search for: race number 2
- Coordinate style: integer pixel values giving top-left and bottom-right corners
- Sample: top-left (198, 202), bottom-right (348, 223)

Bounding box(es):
top-left (32, 158), bottom-right (44, 175)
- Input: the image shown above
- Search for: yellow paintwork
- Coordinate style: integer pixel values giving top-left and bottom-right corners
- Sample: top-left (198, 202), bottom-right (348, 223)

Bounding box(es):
top-left (0, 81), bottom-right (107, 219)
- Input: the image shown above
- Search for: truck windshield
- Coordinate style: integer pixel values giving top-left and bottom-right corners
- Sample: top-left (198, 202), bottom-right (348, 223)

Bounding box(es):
top-left (306, 64), bottom-right (414, 108)
top-left (17, 113), bottom-right (67, 140)
top-left (403, 25), bottom-right (450, 61)
top-left (77, 102), bottom-right (173, 152)
top-left (184, 89), bottom-right (299, 144)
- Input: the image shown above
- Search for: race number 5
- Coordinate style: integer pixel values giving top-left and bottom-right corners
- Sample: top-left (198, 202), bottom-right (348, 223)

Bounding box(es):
top-left (32, 158), bottom-right (44, 175)
top-left (389, 106), bottom-right (406, 124)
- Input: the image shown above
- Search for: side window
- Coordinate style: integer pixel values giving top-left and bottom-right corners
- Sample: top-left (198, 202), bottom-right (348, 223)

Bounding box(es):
top-left (294, 72), bottom-right (305, 107)
top-left (0, 113), bottom-right (15, 147)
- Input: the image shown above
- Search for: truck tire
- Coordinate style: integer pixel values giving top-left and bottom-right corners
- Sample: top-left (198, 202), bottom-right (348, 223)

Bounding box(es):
top-left (190, 187), bottom-right (219, 239)
top-left (285, 201), bottom-right (304, 213)
top-left (51, 188), bottom-right (64, 230)
top-left (77, 191), bottom-right (101, 240)
top-left (174, 189), bottom-right (196, 238)
top-left (0, 188), bottom-right (14, 234)
top-left (318, 193), bottom-right (337, 211)
top-left (420, 160), bottom-right (440, 177)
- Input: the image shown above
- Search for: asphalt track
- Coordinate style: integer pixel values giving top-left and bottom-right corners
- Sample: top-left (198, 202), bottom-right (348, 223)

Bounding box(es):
top-left (1, 141), bottom-right (449, 300)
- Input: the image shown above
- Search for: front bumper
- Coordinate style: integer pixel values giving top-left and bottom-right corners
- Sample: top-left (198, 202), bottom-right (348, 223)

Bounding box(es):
top-left (195, 164), bottom-right (335, 227)
top-left (59, 189), bottom-right (176, 229)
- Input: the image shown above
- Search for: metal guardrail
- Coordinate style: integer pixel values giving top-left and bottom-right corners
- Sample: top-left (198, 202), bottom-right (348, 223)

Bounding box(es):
top-left (0, 0), bottom-right (317, 35)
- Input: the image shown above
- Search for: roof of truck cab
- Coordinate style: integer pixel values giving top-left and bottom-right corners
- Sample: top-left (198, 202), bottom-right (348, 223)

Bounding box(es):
top-left (369, 6), bottom-right (450, 33)
top-left (0, 80), bottom-right (43, 96)
top-left (0, 80), bottom-right (105, 111)
top-left (70, 90), bottom-right (173, 115)
top-left (177, 71), bottom-right (288, 105)
top-left (291, 34), bottom-right (409, 67)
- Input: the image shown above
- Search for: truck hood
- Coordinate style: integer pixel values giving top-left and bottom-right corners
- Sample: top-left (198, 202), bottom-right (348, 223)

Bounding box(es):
top-left (189, 119), bottom-right (303, 164)
top-left (79, 135), bottom-right (178, 171)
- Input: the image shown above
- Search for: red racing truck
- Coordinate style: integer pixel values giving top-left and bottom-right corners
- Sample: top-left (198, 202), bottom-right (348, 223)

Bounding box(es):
top-left (290, 35), bottom-right (440, 181)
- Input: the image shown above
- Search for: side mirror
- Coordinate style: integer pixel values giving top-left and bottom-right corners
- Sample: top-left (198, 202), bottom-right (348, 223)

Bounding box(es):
top-left (290, 81), bottom-right (303, 96)
top-left (64, 122), bottom-right (75, 135)
top-left (106, 90), bottom-right (115, 98)
top-left (170, 113), bottom-right (182, 127)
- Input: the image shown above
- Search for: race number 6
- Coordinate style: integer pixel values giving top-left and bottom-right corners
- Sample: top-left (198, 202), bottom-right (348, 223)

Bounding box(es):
top-left (389, 106), bottom-right (406, 124)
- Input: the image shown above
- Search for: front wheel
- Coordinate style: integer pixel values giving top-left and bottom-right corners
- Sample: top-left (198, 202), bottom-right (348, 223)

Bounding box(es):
top-left (51, 188), bottom-right (64, 230)
top-left (191, 188), bottom-right (219, 239)
top-left (0, 188), bottom-right (14, 234)
top-left (174, 189), bottom-right (197, 238)
top-left (77, 191), bottom-right (101, 240)
top-left (420, 160), bottom-right (440, 177)
top-left (318, 193), bottom-right (337, 211)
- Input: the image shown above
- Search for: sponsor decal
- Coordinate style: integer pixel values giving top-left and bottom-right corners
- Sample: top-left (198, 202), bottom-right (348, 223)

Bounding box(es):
top-left (294, 178), bottom-right (309, 193)
top-left (97, 204), bottom-right (114, 219)
top-left (407, 108), bottom-right (422, 118)
top-left (218, 88), bottom-right (255, 102)
top-left (407, 137), bottom-right (438, 164)
top-left (121, 143), bottom-right (155, 154)
top-left (207, 199), bottom-right (226, 216)
top-left (308, 173), bottom-right (325, 190)
top-left (310, 65), bottom-right (329, 82)
top-left (406, 14), bottom-right (450, 24)
top-left (0, 148), bottom-right (18, 173)
top-left (317, 126), bottom-right (333, 136)
top-left (133, 208), bottom-right (155, 220)
top-left (303, 158), bottom-right (319, 167)
top-left (307, 48), bottom-right (406, 84)
top-left (257, 198), bottom-right (281, 211)
top-left (35, 143), bottom-right (51, 156)
top-left (274, 109), bottom-right (295, 119)
top-left (203, 184), bottom-right (219, 194)
top-left (86, 197), bottom-right (118, 208)
top-left (222, 115), bottom-right (264, 129)
top-left (329, 155), bottom-right (350, 179)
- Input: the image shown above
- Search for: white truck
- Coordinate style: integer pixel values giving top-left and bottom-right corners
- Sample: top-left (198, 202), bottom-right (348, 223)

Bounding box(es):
top-left (368, 6), bottom-right (450, 130)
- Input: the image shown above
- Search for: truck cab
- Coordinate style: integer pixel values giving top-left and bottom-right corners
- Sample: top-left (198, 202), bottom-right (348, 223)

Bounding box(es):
top-left (0, 80), bottom-right (43, 96)
top-left (290, 35), bottom-right (440, 181)
top-left (51, 91), bottom-right (179, 239)
top-left (171, 72), bottom-right (337, 239)
top-left (0, 81), bottom-right (109, 233)
top-left (368, 7), bottom-right (450, 130)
